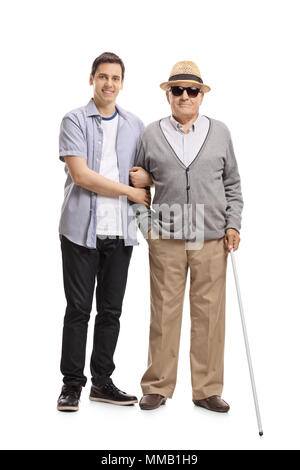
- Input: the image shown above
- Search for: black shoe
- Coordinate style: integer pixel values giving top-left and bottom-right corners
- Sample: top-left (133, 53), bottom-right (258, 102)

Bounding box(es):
top-left (57, 384), bottom-right (82, 412)
top-left (89, 381), bottom-right (138, 406)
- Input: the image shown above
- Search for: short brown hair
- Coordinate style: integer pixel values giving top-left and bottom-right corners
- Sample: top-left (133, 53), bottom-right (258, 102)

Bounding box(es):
top-left (91, 52), bottom-right (125, 80)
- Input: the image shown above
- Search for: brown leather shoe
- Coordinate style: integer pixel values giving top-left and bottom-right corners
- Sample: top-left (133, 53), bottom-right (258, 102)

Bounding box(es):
top-left (193, 395), bottom-right (230, 413)
top-left (139, 394), bottom-right (167, 410)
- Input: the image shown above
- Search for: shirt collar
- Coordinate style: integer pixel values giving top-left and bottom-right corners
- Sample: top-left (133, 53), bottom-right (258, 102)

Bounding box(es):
top-left (86, 98), bottom-right (126, 120)
top-left (170, 113), bottom-right (202, 133)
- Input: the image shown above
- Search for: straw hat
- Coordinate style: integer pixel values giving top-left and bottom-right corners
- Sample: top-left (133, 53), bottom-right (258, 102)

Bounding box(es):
top-left (160, 61), bottom-right (211, 93)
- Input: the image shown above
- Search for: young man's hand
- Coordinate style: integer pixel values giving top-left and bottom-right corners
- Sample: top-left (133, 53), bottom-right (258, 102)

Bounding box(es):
top-left (129, 166), bottom-right (153, 187)
top-left (224, 228), bottom-right (240, 253)
top-left (127, 187), bottom-right (151, 208)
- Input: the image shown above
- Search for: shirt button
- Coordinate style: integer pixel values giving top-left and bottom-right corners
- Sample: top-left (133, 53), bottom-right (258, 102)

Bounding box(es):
top-left (187, 186), bottom-right (190, 190)
top-left (98, 141), bottom-right (102, 144)
top-left (186, 168), bottom-right (190, 172)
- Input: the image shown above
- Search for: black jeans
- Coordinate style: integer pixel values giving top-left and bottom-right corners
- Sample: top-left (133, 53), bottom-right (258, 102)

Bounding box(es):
top-left (59, 234), bottom-right (133, 387)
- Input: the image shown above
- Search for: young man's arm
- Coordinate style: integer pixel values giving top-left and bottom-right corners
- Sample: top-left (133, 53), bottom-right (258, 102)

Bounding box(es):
top-left (65, 156), bottom-right (151, 207)
top-left (59, 115), bottom-right (150, 207)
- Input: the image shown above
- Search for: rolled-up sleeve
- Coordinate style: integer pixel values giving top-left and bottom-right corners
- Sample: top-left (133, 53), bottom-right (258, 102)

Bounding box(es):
top-left (59, 115), bottom-right (87, 162)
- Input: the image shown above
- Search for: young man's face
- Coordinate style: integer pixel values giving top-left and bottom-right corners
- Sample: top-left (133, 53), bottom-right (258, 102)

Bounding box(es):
top-left (90, 62), bottom-right (123, 105)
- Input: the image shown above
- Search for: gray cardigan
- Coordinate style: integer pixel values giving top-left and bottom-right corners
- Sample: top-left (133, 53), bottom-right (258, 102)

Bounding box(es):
top-left (133, 117), bottom-right (244, 241)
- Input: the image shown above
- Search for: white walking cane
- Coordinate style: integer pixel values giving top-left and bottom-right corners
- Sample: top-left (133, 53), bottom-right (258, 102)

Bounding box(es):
top-left (229, 248), bottom-right (263, 436)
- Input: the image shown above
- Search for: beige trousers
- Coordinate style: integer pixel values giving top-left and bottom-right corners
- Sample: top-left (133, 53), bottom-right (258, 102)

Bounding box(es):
top-left (141, 235), bottom-right (228, 400)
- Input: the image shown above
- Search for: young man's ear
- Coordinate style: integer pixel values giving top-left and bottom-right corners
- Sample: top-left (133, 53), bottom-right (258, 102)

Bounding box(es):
top-left (89, 74), bottom-right (93, 86)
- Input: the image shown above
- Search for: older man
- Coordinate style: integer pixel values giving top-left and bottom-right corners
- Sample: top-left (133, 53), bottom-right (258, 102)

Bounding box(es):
top-left (131, 61), bottom-right (244, 411)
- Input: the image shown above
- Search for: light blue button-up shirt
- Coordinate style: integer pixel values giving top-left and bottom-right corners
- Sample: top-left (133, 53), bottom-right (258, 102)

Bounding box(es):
top-left (58, 98), bottom-right (144, 248)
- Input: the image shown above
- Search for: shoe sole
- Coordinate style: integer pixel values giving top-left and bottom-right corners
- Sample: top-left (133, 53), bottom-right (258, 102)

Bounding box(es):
top-left (89, 396), bottom-right (138, 406)
top-left (57, 405), bottom-right (79, 412)
top-left (139, 399), bottom-right (167, 410)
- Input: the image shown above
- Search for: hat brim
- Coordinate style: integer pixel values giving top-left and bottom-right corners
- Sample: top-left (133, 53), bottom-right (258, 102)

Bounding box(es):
top-left (160, 80), bottom-right (211, 93)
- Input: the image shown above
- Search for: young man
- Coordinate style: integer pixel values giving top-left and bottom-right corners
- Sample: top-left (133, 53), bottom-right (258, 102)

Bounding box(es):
top-left (131, 61), bottom-right (243, 411)
top-left (57, 52), bottom-right (151, 411)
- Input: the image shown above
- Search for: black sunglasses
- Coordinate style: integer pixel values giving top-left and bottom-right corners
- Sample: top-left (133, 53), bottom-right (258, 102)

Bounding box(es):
top-left (170, 86), bottom-right (202, 98)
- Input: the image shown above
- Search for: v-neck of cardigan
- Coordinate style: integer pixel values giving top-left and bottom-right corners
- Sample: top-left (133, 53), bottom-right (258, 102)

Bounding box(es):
top-left (158, 116), bottom-right (212, 170)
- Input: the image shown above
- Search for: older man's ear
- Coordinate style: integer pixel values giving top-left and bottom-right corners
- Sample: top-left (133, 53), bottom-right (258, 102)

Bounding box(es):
top-left (129, 166), bottom-right (154, 188)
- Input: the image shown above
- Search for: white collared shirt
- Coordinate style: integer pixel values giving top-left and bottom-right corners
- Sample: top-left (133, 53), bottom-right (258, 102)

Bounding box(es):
top-left (160, 114), bottom-right (210, 167)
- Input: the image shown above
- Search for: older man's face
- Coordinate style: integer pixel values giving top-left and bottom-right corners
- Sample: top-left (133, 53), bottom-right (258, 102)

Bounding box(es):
top-left (166, 85), bottom-right (204, 121)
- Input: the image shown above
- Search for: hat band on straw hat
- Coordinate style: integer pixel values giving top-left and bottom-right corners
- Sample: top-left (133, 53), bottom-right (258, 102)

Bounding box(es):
top-left (169, 74), bottom-right (203, 84)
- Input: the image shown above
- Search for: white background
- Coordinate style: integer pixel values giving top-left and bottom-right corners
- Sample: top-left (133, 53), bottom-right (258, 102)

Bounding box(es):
top-left (1, 0), bottom-right (299, 451)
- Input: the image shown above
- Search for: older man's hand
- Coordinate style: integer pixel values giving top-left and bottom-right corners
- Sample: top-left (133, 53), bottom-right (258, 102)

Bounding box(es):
top-left (224, 228), bottom-right (240, 253)
top-left (130, 166), bottom-right (153, 188)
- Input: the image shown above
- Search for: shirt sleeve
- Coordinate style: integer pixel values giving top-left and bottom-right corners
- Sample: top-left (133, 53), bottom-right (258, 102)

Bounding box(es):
top-left (223, 135), bottom-right (244, 232)
top-left (59, 115), bottom-right (87, 162)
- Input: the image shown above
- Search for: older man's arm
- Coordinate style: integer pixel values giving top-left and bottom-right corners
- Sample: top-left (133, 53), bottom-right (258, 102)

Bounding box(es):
top-left (130, 139), bottom-right (155, 238)
top-left (223, 135), bottom-right (244, 252)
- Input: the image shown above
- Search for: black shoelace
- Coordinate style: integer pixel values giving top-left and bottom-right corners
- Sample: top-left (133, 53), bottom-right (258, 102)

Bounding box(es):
top-left (61, 385), bottom-right (81, 399)
top-left (103, 382), bottom-right (124, 396)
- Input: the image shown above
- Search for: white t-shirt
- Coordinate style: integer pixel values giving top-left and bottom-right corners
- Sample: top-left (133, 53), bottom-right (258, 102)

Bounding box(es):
top-left (96, 113), bottom-right (123, 236)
